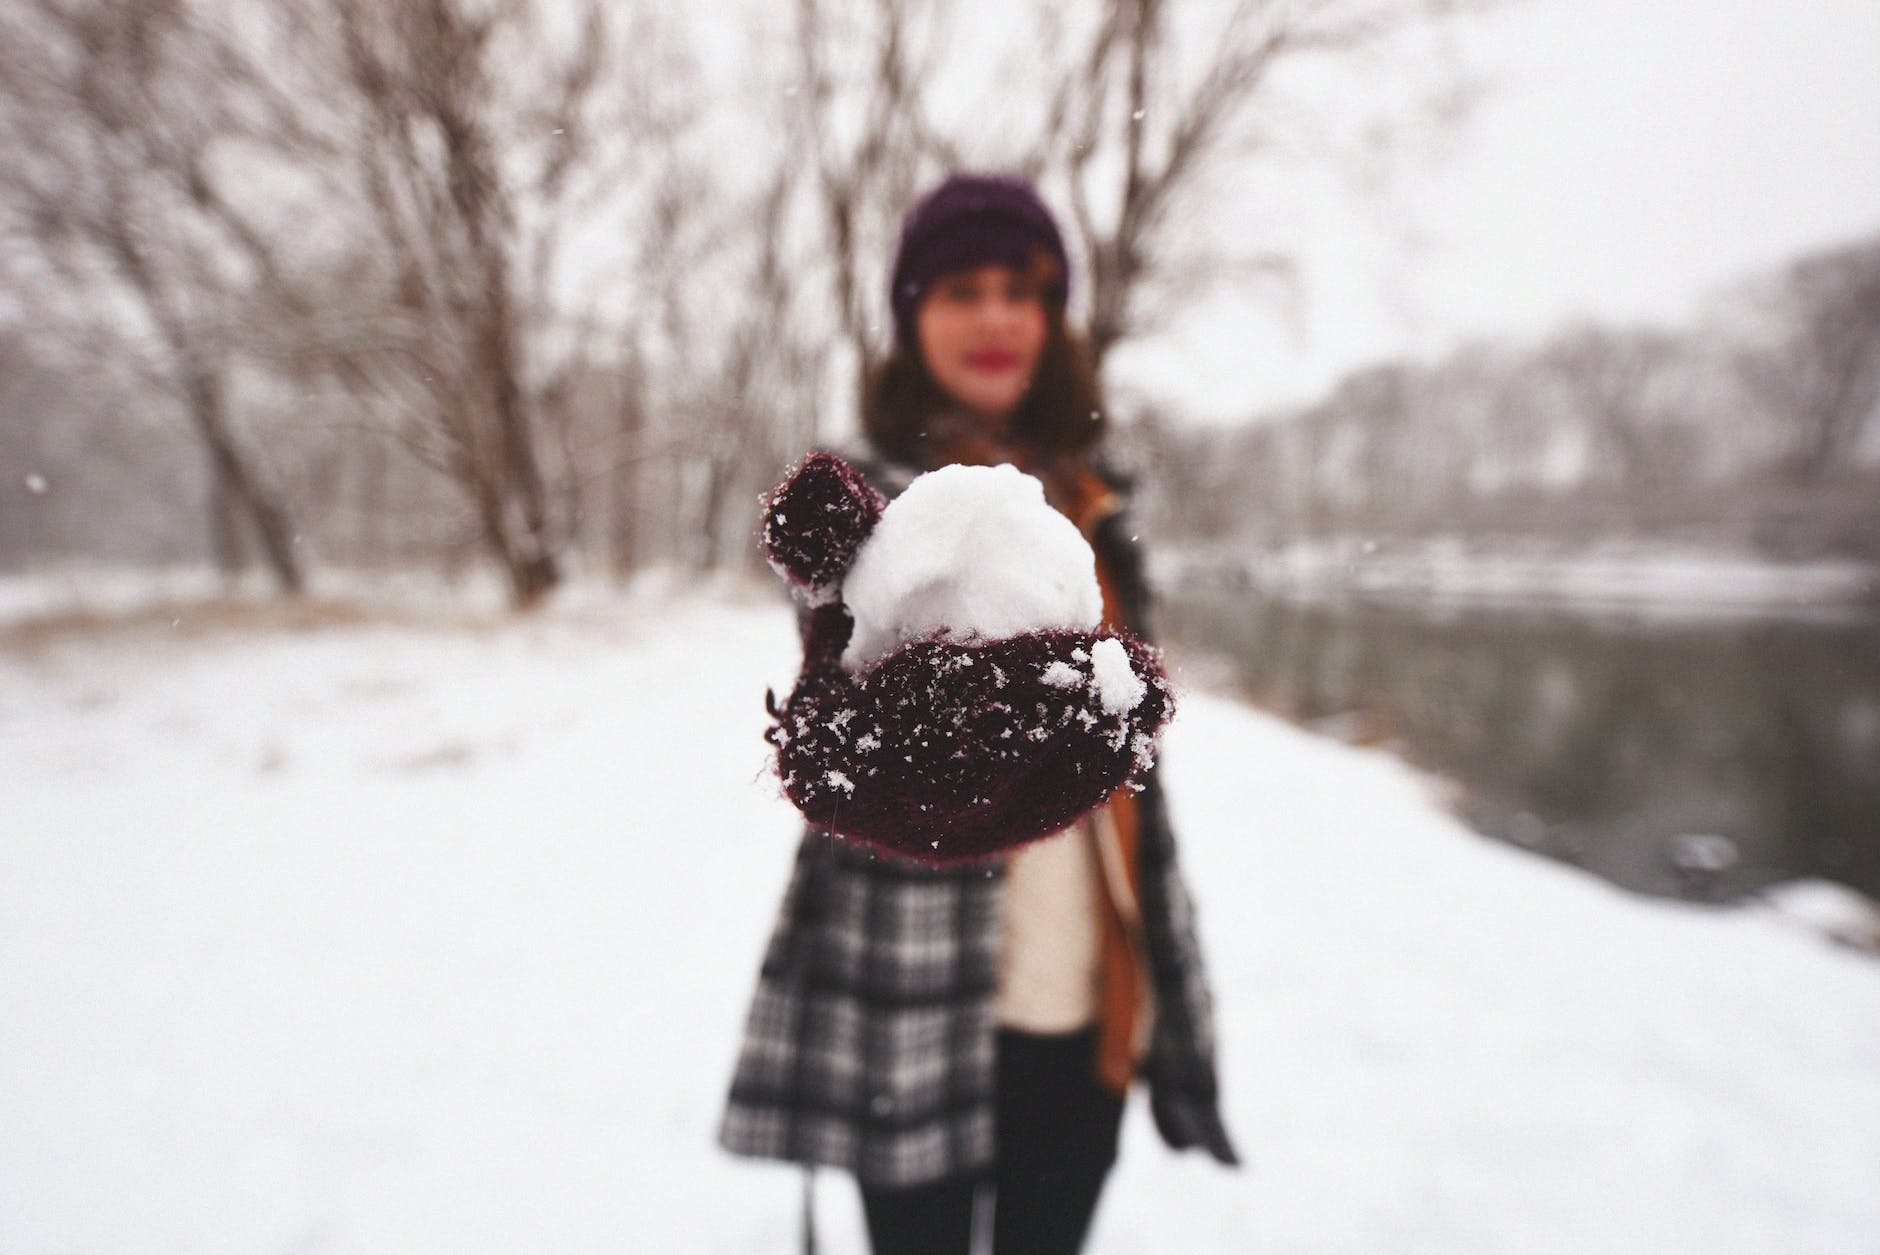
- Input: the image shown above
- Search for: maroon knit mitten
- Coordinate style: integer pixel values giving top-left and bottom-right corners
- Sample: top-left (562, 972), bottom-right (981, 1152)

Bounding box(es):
top-left (760, 453), bottom-right (1175, 865)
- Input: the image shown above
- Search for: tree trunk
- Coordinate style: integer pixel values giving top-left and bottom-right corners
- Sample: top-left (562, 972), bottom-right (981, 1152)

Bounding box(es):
top-left (608, 455), bottom-right (638, 579)
top-left (360, 435), bottom-right (389, 568)
top-left (210, 462), bottom-right (245, 577)
top-left (483, 296), bottom-right (561, 602)
top-left (701, 452), bottom-right (740, 570)
top-left (186, 364), bottom-right (305, 595)
top-left (466, 468), bottom-right (557, 608)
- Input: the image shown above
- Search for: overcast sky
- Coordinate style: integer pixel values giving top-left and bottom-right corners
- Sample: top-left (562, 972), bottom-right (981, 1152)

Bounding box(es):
top-left (1114, 0), bottom-right (1880, 424)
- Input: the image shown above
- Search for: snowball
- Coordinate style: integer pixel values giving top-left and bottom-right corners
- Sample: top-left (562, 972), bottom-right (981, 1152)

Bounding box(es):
top-left (841, 463), bottom-right (1102, 671)
top-left (1089, 637), bottom-right (1146, 714)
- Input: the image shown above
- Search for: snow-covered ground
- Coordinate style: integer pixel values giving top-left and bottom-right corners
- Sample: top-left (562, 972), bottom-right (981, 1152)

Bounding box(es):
top-left (2, 585), bottom-right (1877, 1254)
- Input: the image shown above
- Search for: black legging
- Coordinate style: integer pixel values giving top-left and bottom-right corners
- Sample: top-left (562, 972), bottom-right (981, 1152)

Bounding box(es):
top-left (859, 1027), bottom-right (1125, 1255)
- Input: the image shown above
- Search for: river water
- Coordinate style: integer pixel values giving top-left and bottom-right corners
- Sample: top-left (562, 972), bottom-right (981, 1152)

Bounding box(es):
top-left (1158, 590), bottom-right (1880, 903)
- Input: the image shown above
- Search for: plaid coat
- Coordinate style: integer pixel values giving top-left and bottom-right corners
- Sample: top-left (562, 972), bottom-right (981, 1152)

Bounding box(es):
top-left (719, 459), bottom-right (1238, 1189)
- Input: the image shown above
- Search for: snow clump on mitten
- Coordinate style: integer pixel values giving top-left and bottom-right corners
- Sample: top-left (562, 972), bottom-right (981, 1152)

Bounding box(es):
top-left (841, 463), bottom-right (1103, 671)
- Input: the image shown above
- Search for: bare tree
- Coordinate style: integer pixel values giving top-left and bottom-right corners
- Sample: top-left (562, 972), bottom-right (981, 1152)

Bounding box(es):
top-left (1024, 0), bottom-right (1480, 371)
top-left (0, 0), bottom-right (318, 591)
top-left (695, 167), bottom-right (830, 568)
top-left (1538, 324), bottom-right (1685, 491)
top-left (1741, 237), bottom-right (1880, 483)
top-left (786, 0), bottom-right (956, 390)
top-left (782, 0), bottom-right (1483, 400)
top-left (315, 0), bottom-right (649, 605)
top-left (597, 115), bottom-right (806, 572)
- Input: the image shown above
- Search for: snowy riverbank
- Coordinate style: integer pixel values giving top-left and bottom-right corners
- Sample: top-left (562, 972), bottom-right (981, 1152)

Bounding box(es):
top-left (3, 587), bottom-right (1877, 1253)
top-left (1162, 539), bottom-right (1880, 620)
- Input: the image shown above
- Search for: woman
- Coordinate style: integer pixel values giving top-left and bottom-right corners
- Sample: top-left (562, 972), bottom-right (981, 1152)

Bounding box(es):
top-left (721, 173), bottom-right (1236, 1255)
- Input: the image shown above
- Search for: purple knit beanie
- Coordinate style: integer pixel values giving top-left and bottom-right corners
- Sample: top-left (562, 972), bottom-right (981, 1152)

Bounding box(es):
top-left (889, 173), bottom-right (1071, 346)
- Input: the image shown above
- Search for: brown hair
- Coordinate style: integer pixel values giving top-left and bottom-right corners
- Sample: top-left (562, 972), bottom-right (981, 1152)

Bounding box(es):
top-left (861, 300), bottom-right (1106, 469)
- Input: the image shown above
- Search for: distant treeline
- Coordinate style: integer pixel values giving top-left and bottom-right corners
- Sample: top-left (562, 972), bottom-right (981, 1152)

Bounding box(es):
top-left (1126, 234), bottom-right (1880, 564)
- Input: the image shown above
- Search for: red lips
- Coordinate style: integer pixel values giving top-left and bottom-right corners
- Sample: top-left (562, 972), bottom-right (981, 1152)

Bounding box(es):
top-left (964, 348), bottom-right (1022, 371)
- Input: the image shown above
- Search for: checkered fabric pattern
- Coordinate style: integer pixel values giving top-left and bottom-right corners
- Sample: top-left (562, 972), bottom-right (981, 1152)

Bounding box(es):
top-left (719, 771), bottom-right (1236, 1187)
top-left (720, 833), bottom-right (1002, 1187)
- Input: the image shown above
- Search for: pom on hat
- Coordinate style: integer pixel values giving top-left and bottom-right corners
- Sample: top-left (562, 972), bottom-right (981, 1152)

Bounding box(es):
top-left (889, 173), bottom-right (1071, 346)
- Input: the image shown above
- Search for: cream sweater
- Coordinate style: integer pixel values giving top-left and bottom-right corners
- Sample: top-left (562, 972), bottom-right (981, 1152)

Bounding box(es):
top-left (995, 821), bottom-right (1101, 1033)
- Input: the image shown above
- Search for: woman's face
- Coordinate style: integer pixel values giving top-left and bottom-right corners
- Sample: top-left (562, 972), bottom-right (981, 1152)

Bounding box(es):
top-left (915, 264), bottom-right (1049, 426)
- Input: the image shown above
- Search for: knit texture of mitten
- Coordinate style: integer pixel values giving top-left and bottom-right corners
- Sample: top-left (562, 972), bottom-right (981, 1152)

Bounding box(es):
top-left (759, 452), bottom-right (1175, 865)
top-left (761, 452), bottom-right (886, 601)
